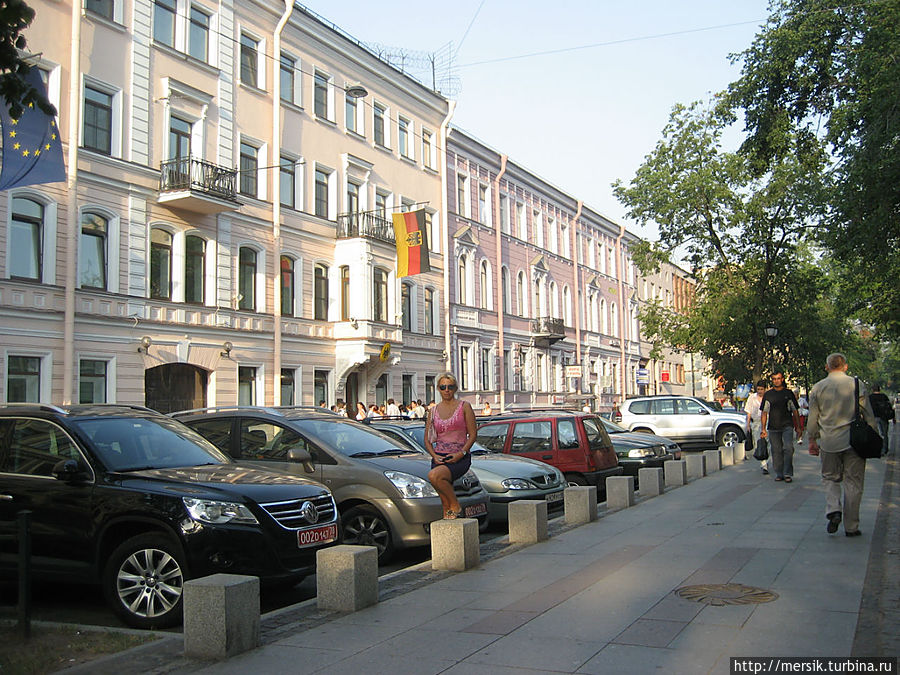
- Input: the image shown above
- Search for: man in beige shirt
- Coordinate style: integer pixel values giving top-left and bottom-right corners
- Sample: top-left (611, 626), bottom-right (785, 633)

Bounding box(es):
top-left (806, 353), bottom-right (877, 537)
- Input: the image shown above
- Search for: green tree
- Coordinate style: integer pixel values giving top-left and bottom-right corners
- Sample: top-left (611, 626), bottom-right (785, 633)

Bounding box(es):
top-left (0, 0), bottom-right (54, 118)
top-left (728, 0), bottom-right (900, 340)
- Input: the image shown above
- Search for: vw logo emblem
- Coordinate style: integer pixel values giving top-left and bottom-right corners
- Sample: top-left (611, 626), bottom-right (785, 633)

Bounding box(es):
top-left (461, 475), bottom-right (473, 490)
top-left (299, 500), bottom-right (318, 524)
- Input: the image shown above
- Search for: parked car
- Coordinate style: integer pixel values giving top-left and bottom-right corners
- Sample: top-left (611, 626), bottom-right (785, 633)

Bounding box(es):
top-left (0, 404), bottom-right (339, 629)
top-left (618, 395), bottom-right (749, 450)
top-left (174, 407), bottom-right (490, 564)
top-left (473, 410), bottom-right (623, 494)
top-left (366, 417), bottom-right (566, 522)
top-left (597, 417), bottom-right (679, 486)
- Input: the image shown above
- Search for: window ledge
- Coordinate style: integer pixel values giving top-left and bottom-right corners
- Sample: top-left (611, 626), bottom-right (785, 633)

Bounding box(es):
top-left (315, 115), bottom-right (337, 127)
top-left (239, 81), bottom-right (268, 97)
top-left (346, 129), bottom-right (366, 141)
top-left (281, 100), bottom-right (304, 114)
top-left (83, 10), bottom-right (127, 32)
top-left (374, 143), bottom-right (393, 155)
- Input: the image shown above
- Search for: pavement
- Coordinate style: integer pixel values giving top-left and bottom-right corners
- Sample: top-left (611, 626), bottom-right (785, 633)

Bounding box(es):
top-left (66, 426), bottom-right (899, 675)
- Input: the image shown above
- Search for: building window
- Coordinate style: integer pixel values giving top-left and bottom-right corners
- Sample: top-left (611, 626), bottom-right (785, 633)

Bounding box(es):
top-left (340, 265), bottom-right (350, 321)
top-left (548, 217), bottom-right (557, 253)
top-left (85, 0), bottom-right (114, 20)
top-left (240, 33), bottom-right (259, 88)
top-left (398, 117), bottom-right (410, 158)
top-left (314, 263), bottom-right (328, 320)
top-left (536, 354), bottom-right (545, 391)
top-left (83, 86), bottom-right (112, 155)
top-left (534, 211), bottom-right (543, 248)
top-left (375, 374), bottom-right (388, 405)
top-left (480, 260), bottom-right (491, 309)
top-left (422, 129), bottom-right (433, 169)
top-left (188, 6), bottom-right (210, 61)
top-left (9, 197), bottom-right (42, 281)
top-left (478, 185), bottom-right (488, 225)
top-left (7, 356), bottom-right (41, 402)
top-left (345, 93), bottom-right (358, 133)
top-left (314, 370), bottom-right (329, 406)
top-left (456, 174), bottom-right (467, 216)
top-left (280, 156), bottom-right (295, 208)
top-left (79, 212), bottom-right (107, 290)
top-left (314, 70), bottom-right (329, 119)
top-left (373, 268), bottom-right (388, 322)
top-left (153, 0), bottom-right (176, 47)
top-left (516, 271), bottom-right (526, 317)
top-left (149, 228), bottom-right (172, 299)
top-left (373, 103), bottom-right (386, 146)
top-left (561, 223), bottom-right (570, 257)
top-left (516, 203), bottom-right (526, 240)
top-left (501, 267), bottom-right (510, 313)
top-left (239, 141), bottom-right (258, 197)
top-left (238, 366), bottom-right (257, 405)
top-left (184, 235), bottom-right (205, 304)
top-left (458, 255), bottom-right (467, 305)
top-left (460, 346), bottom-right (470, 391)
top-left (481, 348), bottom-right (491, 391)
top-left (402, 374), bottom-right (414, 407)
top-left (280, 255), bottom-right (294, 316)
top-left (401, 283), bottom-right (411, 331)
top-left (375, 191), bottom-right (387, 219)
top-left (280, 53), bottom-right (295, 103)
top-left (499, 194), bottom-right (509, 234)
top-left (425, 375), bottom-right (435, 405)
top-left (79, 359), bottom-right (107, 404)
top-left (238, 247), bottom-right (256, 311)
top-left (281, 368), bottom-right (295, 405)
top-left (346, 181), bottom-right (360, 214)
top-left (169, 116), bottom-right (191, 161)
top-left (314, 168), bottom-right (330, 218)
top-left (424, 288), bottom-right (434, 334)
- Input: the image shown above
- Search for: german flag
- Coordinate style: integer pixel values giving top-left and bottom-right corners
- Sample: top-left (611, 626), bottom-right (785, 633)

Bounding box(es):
top-left (392, 209), bottom-right (431, 278)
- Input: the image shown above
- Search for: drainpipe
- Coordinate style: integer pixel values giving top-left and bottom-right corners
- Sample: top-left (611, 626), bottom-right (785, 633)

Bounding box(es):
top-left (571, 200), bottom-right (583, 394)
top-left (62, 1), bottom-right (83, 404)
top-left (439, 101), bottom-right (457, 372)
top-left (615, 224), bottom-right (627, 399)
top-left (493, 154), bottom-right (508, 411)
top-left (271, 0), bottom-right (294, 405)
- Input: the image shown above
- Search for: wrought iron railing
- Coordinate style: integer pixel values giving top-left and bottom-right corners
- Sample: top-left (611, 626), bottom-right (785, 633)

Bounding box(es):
top-left (336, 211), bottom-right (395, 245)
top-left (159, 157), bottom-right (238, 201)
top-left (531, 316), bottom-right (565, 336)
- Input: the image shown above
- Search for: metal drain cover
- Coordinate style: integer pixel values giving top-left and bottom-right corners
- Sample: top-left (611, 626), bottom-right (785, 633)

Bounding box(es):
top-left (674, 583), bottom-right (778, 606)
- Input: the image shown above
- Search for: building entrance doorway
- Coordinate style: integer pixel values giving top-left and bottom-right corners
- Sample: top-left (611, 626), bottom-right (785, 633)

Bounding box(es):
top-left (345, 372), bottom-right (359, 413)
top-left (145, 363), bottom-right (208, 414)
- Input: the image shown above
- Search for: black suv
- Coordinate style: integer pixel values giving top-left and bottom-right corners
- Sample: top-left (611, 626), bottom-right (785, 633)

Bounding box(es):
top-left (0, 404), bottom-right (338, 629)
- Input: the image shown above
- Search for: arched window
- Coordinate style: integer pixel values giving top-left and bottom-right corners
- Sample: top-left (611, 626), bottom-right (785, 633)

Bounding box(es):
top-left (373, 267), bottom-right (388, 322)
top-left (549, 281), bottom-right (558, 318)
top-left (401, 282), bottom-right (412, 331)
top-left (280, 255), bottom-right (294, 316)
top-left (314, 263), bottom-right (329, 320)
top-left (533, 278), bottom-right (541, 318)
top-left (599, 298), bottom-right (608, 334)
top-left (516, 271), bottom-right (526, 317)
top-left (340, 265), bottom-right (350, 321)
top-left (238, 247), bottom-right (257, 310)
top-left (563, 286), bottom-right (572, 326)
top-left (479, 260), bottom-right (490, 309)
top-left (9, 197), bottom-right (43, 281)
top-left (150, 228), bottom-right (172, 299)
top-left (501, 266), bottom-right (510, 314)
top-left (80, 212), bottom-right (108, 289)
top-left (457, 254), bottom-right (467, 305)
top-left (184, 235), bottom-right (205, 304)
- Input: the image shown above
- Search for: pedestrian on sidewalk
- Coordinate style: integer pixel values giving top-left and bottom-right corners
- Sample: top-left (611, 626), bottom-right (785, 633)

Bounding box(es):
top-left (807, 353), bottom-right (877, 537)
top-left (868, 385), bottom-right (894, 456)
top-left (424, 371), bottom-right (476, 519)
top-left (745, 380), bottom-right (769, 474)
top-left (760, 370), bottom-right (802, 482)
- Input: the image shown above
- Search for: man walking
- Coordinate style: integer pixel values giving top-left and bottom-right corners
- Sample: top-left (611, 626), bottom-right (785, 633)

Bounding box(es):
top-left (868, 385), bottom-right (894, 456)
top-left (760, 370), bottom-right (801, 482)
top-left (807, 353), bottom-right (877, 536)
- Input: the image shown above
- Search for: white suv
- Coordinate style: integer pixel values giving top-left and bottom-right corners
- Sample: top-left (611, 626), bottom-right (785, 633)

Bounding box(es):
top-left (618, 396), bottom-right (749, 450)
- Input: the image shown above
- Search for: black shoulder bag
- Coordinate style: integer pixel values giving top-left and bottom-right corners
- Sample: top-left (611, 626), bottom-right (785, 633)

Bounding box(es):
top-left (850, 377), bottom-right (882, 459)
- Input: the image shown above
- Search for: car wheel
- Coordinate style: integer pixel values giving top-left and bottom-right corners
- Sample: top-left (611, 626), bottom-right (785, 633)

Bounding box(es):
top-left (341, 505), bottom-right (394, 564)
top-left (716, 425), bottom-right (745, 448)
top-left (564, 473), bottom-right (587, 487)
top-left (103, 533), bottom-right (186, 629)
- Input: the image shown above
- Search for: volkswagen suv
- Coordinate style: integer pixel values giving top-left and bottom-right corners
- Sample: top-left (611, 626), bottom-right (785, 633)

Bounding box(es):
top-left (617, 395), bottom-right (749, 450)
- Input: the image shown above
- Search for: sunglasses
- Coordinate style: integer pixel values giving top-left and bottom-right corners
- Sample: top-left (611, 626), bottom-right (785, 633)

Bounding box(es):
top-left (438, 384), bottom-right (457, 391)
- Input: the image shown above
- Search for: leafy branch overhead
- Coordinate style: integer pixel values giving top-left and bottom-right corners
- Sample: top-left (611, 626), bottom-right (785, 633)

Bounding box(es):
top-left (0, 0), bottom-right (56, 118)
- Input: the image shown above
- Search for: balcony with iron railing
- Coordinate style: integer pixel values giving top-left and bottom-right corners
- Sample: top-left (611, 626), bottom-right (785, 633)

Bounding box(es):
top-left (158, 157), bottom-right (241, 214)
top-left (531, 316), bottom-right (566, 346)
top-left (336, 211), bottom-right (395, 245)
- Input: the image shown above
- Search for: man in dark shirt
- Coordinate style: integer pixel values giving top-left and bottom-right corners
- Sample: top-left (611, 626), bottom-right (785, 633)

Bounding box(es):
top-left (761, 370), bottom-right (802, 482)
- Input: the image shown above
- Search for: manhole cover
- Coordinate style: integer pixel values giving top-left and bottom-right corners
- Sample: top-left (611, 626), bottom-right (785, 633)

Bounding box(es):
top-left (674, 583), bottom-right (778, 606)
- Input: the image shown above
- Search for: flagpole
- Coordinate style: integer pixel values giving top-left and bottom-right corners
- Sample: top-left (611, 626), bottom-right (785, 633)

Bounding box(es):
top-left (62, 0), bottom-right (82, 404)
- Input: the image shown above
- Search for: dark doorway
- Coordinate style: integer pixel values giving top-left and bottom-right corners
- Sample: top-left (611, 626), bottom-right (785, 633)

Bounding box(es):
top-left (145, 363), bottom-right (208, 414)
top-left (345, 372), bottom-right (359, 414)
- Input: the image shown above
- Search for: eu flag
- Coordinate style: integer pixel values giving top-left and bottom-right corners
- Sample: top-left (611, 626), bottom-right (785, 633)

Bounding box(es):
top-left (0, 67), bottom-right (66, 191)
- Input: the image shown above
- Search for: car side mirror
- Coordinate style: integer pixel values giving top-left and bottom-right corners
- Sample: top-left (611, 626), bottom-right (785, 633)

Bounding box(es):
top-left (287, 447), bottom-right (315, 473)
top-left (700, 409), bottom-right (710, 415)
top-left (52, 458), bottom-right (87, 482)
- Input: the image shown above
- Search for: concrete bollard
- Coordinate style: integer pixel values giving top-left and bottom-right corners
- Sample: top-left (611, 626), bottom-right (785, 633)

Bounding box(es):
top-left (638, 468), bottom-right (665, 497)
top-left (606, 476), bottom-right (635, 511)
top-left (564, 486), bottom-right (598, 524)
top-left (431, 518), bottom-right (480, 571)
top-left (685, 453), bottom-right (706, 481)
top-left (317, 545), bottom-right (379, 612)
top-left (183, 574), bottom-right (259, 660)
top-left (704, 449), bottom-right (722, 472)
top-left (734, 441), bottom-right (746, 464)
top-left (508, 500), bottom-right (549, 544)
top-left (665, 459), bottom-right (687, 487)
top-left (720, 446), bottom-right (734, 467)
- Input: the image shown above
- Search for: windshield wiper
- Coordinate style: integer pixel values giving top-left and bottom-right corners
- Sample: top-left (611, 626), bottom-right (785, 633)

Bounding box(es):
top-left (349, 451), bottom-right (378, 458)
top-left (116, 465), bottom-right (158, 472)
top-left (375, 448), bottom-right (413, 456)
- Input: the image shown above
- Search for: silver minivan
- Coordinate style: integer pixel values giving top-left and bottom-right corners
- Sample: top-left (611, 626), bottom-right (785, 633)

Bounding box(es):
top-left (618, 396), bottom-right (749, 450)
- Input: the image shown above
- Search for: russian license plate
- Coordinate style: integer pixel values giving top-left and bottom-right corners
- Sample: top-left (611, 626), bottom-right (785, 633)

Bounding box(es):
top-left (297, 523), bottom-right (338, 547)
top-left (464, 502), bottom-right (487, 518)
top-left (546, 491), bottom-right (564, 503)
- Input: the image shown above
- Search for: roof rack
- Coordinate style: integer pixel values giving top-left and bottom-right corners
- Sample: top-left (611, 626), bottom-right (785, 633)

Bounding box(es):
top-left (0, 402), bottom-right (70, 414)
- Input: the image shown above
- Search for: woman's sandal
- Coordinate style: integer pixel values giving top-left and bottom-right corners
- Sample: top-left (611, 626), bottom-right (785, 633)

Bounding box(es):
top-left (445, 509), bottom-right (457, 519)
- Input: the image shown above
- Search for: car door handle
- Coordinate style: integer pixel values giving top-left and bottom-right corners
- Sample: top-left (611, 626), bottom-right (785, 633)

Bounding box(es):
top-left (0, 495), bottom-right (13, 501)
top-left (541, 455), bottom-right (552, 460)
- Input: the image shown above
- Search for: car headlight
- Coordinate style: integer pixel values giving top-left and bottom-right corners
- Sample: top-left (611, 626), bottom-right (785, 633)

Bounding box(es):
top-left (627, 448), bottom-right (655, 458)
top-left (183, 497), bottom-right (259, 525)
top-left (501, 478), bottom-right (536, 490)
top-left (384, 470), bottom-right (438, 498)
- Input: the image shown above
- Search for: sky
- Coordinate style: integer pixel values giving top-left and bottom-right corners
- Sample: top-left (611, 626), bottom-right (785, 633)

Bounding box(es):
top-left (300, 0), bottom-right (771, 239)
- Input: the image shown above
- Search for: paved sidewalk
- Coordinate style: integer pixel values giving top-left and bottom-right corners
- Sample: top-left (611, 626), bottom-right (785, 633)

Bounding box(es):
top-left (168, 444), bottom-right (891, 675)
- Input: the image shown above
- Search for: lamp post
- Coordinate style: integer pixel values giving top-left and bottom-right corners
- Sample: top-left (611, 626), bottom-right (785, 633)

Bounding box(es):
top-left (764, 322), bottom-right (778, 373)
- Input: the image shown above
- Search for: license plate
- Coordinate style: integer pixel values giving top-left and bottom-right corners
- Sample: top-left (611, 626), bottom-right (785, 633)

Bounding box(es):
top-left (297, 523), bottom-right (338, 547)
top-left (546, 491), bottom-right (564, 503)
top-left (464, 502), bottom-right (487, 518)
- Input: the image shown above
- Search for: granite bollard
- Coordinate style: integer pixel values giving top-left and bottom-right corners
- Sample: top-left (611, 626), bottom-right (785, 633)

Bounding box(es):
top-left (734, 441), bottom-right (746, 464)
top-left (638, 467), bottom-right (665, 497)
top-left (317, 545), bottom-right (379, 612)
top-left (564, 486), bottom-right (598, 524)
top-left (606, 475), bottom-right (635, 510)
top-left (183, 573), bottom-right (259, 660)
top-left (704, 449), bottom-right (722, 472)
top-left (508, 499), bottom-right (548, 544)
top-left (685, 453), bottom-right (706, 481)
top-left (664, 459), bottom-right (687, 487)
top-left (720, 446), bottom-right (734, 467)
top-left (431, 518), bottom-right (480, 571)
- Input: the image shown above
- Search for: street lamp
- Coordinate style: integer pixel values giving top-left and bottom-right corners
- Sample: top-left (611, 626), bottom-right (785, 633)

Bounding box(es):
top-left (764, 323), bottom-right (778, 373)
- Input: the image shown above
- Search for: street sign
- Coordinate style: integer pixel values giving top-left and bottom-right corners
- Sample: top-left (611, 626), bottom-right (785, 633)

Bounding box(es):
top-left (565, 365), bottom-right (582, 378)
top-left (636, 367), bottom-right (649, 385)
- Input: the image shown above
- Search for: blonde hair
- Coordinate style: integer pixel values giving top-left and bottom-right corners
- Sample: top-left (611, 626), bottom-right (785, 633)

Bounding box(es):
top-left (437, 371), bottom-right (458, 388)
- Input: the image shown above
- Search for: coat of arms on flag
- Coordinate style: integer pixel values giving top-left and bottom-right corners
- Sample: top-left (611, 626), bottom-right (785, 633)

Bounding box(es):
top-left (392, 209), bottom-right (431, 278)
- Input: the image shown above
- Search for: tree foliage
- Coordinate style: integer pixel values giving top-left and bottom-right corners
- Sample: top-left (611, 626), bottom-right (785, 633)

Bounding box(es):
top-left (0, 0), bottom-right (54, 118)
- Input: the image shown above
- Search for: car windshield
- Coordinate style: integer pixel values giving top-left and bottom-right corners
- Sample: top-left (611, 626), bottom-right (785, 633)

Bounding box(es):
top-left (600, 417), bottom-right (628, 434)
top-left (290, 419), bottom-right (417, 457)
top-left (72, 416), bottom-right (230, 471)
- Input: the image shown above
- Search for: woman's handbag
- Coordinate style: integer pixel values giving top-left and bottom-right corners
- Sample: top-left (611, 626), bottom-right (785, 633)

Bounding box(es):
top-left (850, 377), bottom-right (883, 459)
top-left (753, 436), bottom-right (769, 461)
